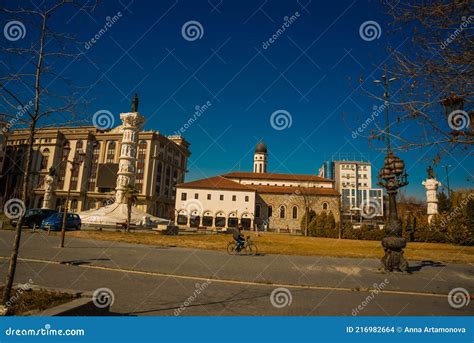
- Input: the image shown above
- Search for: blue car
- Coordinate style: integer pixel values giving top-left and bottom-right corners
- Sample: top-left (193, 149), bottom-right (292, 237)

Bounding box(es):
top-left (40, 213), bottom-right (81, 231)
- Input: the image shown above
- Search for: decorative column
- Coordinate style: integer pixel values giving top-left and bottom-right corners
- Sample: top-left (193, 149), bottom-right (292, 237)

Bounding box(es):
top-left (422, 177), bottom-right (440, 224)
top-left (115, 95), bottom-right (144, 204)
top-left (42, 168), bottom-right (56, 209)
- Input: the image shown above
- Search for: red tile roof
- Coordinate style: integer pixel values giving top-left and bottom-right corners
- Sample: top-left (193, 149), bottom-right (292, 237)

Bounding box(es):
top-left (223, 171), bottom-right (333, 182)
top-left (177, 175), bottom-right (339, 197)
top-left (253, 185), bottom-right (339, 196)
top-left (176, 176), bottom-right (255, 191)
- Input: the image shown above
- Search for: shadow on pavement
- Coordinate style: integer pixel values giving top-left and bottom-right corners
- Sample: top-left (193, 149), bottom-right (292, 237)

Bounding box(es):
top-left (408, 260), bottom-right (446, 273)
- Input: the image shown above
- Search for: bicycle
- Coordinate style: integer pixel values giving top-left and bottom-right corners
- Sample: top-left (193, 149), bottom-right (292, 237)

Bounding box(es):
top-left (227, 236), bottom-right (258, 255)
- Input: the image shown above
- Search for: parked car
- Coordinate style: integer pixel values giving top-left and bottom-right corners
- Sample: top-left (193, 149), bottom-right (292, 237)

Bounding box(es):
top-left (10, 208), bottom-right (58, 228)
top-left (40, 213), bottom-right (81, 231)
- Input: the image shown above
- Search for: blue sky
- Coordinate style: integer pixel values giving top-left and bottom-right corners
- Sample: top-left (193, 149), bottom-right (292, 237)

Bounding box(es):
top-left (2, 0), bottom-right (473, 198)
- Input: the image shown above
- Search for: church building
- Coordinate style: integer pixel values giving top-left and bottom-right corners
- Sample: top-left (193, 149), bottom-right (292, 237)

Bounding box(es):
top-left (174, 142), bottom-right (340, 232)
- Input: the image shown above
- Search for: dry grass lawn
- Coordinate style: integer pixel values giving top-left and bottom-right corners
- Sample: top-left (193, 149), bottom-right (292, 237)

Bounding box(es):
top-left (65, 230), bottom-right (474, 264)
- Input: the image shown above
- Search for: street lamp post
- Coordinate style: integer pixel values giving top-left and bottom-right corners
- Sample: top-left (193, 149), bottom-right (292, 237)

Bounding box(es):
top-left (59, 147), bottom-right (85, 248)
top-left (374, 71), bottom-right (409, 272)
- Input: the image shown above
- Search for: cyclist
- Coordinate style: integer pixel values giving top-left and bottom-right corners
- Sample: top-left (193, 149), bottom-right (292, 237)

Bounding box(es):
top-left (233, 224), bottom-right (245, 252)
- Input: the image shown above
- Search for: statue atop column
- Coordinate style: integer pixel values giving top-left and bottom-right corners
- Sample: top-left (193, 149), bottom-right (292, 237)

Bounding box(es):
top-left (131, 94), bottom-right (139, 113)
top-left (115, 95), bottom-right (144, 203)
top-left (422, 165), bottom-right (440, 224)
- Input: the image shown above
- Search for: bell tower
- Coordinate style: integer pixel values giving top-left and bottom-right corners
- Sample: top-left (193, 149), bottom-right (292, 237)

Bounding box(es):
top-left (253, 142), bottom-right (268, 173)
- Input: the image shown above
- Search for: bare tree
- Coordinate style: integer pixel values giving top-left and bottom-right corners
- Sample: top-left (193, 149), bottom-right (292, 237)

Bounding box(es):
top-left (0, 0), bottom-right (97, 312)
top-left (362, 0), bottom-right (473, 164)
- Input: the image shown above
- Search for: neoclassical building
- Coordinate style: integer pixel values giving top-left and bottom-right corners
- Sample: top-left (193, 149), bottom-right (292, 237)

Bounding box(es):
top-left (1, 125), bottom-right (190, 219)
top-left (174, 142), bottom-right (340, 232)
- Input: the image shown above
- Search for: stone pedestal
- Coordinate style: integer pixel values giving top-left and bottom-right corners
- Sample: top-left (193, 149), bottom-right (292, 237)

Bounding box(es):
top-left (422, 178), bottom-right (440, 224)
top-left (42, 174), bottom-right (55, 209)
top-left (115, 111), bottom-right (144, 204)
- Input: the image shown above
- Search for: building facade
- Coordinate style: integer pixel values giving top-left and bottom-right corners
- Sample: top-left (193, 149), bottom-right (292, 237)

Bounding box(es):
top-left (0, 126), bottom-right (190, 219)
top-left (319, 160), bottom-right (384, 219)
top-left (175, 143), bottom-right (340, 232)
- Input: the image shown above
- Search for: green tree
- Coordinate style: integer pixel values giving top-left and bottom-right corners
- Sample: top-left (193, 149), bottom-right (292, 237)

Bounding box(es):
top-left (324, 211), bottom-right (336, 230)
top-left (123, 184), bottom-right (139, 232)
top-left (466, 198), bottom-right (474, 241)
top-left (437, 191), bottom-right (451, 214)
top-left (315, 211), bottom-right (327, 230)
top-left (300, 209), bottom-right (316, 234)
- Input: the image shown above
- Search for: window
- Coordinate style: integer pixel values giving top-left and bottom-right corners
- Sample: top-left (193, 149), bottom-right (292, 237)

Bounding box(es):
top-left (194, 193), bottom-right (199, 199)
top-left (40, 148), bottom-right (50, 170)
top-left (245, 196), bottom-right (249, 202)
top-left (255, 205), bottom-right (261, 218)
top-left (232, 195), bottom-right (236, 201)
top-left (268, 205), bottom-right (273, 217)
top-left (279, 206), bottom-right (285, 218)
top-left (292, 206), bottom-right (298, 219)
top-left (181, 193), bottom-right (187, 201)
top-left (135, 140), bottom-right (147, 193)
top-left (106, 141), bottom-right (116, 163)
top-left (207, 194), bottom-right (211, 200)
top-left (220, 195), bottom-right (224, 201)
top-left (322, 202), bottom-right (328, 210)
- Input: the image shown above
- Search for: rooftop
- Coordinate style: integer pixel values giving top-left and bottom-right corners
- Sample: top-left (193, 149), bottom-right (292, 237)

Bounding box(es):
top-left (223, 171), bottom-right (334, 183)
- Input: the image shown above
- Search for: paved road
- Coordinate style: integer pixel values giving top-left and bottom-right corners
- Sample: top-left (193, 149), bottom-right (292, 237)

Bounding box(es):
top-left (0, 230), bottom-right (472, 315)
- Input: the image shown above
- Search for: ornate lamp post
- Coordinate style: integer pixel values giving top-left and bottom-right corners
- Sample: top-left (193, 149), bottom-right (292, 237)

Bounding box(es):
top-left (374, 72), bottom-right (409, 272)
top-left (59, 146), bottom-right (85, 248)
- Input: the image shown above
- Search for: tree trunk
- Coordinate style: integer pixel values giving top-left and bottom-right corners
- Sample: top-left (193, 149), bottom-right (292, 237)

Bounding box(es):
top-left (2, 13), bottom-right (46, 308)
top-left (126, 202), bottom-right (131, 232)
top-left (2, 121), bottom-right (36, 306)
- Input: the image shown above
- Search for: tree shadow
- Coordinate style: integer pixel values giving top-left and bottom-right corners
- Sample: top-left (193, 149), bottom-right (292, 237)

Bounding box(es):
top-left (408, 260), bottom-right (446, 272)
top-left (126, 289), bottom-right (269, 316)
top-left (59, 258), bottom-right (110, 266)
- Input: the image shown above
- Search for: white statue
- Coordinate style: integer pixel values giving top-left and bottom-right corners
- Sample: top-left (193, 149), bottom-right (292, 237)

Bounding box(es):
top-left (42, 168), bottom-right (55, 209)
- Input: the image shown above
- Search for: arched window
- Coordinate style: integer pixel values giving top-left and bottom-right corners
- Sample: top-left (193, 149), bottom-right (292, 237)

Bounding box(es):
top-left (292, 206), bottom-right (298, 219)
top-left (268, 205), bottom-right (273, 218)
top-left (279, 206), bottom-right (285, 218)
top-left (322, 202), bottom-right (328, 210)
top-left (40, 148), bottom-right (50, 170)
